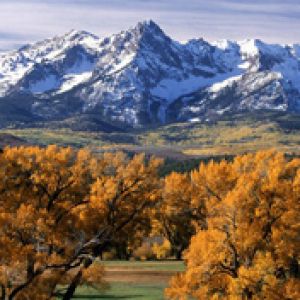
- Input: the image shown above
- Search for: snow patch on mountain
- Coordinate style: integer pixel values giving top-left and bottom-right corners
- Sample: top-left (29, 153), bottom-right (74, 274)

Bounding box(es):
top-left (59, 72), bottom-right (93, 94)
top-left (0, 20), bottom-right (300, 127)
top-left (208, 74), bottom-right (242, 93)
top-left (108, 53), bottom-right (136, 75)
top-left (151, 69), bottom-right (243, 102)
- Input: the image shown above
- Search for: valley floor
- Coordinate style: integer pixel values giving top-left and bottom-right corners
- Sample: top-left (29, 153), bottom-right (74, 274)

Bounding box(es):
top-left (2, 112), bottom-right (300, 159)
top-left (69, 261), bottom-right (184, 300)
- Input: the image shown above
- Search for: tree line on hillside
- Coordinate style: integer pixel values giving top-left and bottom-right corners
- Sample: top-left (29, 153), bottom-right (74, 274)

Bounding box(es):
top-left (0, 146), bottom-right (299, 299)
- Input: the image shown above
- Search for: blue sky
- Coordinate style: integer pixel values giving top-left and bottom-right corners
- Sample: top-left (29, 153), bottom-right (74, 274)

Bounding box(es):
top-left (0, 0), bottom-right (299, 50)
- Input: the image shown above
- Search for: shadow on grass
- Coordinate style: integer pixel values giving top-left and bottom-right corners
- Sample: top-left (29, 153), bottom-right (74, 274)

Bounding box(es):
top-left (72, 295), bottom-right (143, 299)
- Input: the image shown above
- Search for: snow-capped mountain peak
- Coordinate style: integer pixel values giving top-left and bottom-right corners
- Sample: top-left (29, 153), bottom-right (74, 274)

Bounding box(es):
top-left (134, 19), bottom-right (165, 35)
top-left (0, 20), bottom-right (300, 128)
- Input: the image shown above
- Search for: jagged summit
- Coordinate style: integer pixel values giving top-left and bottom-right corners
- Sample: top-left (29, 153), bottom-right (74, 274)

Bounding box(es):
top-left (0, 21), bottom-right (300, 128)
top-left (134, 20), bottom-right (163, 33)
top-left (65, 29), bottom-right (94, 37)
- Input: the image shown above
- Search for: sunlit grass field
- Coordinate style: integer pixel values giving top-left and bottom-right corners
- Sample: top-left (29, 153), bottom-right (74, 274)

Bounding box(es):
top-left (74, 282), bottom-right (166, 300)
top-left (69, 261), bottom-right (185, 300)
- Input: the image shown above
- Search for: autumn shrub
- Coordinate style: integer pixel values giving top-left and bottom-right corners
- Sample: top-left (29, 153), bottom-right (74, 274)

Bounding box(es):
top-left (152, 239), bottom-right (172, 260)
top-left (132, 242), bottom-right (155, 261)
top-left (101, 250), bottom-right (118, 261)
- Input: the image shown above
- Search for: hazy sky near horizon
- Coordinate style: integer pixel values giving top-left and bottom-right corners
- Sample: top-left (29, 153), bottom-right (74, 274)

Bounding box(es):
top-left (0, 0), bottom-right (299, 50)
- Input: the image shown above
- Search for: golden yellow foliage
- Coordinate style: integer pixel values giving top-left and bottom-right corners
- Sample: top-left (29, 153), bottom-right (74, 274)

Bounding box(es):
top-left (153, 172), bottom-right (196, 259)
top-left (0, 146), bottom-right (162, 299)
top-left (152, 239), bottom-right (172, 260)
top-left (166, 150), bottom-right (300, 300)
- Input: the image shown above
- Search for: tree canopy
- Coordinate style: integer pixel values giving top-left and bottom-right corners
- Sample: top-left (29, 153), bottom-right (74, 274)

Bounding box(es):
top-left (166, 151), bottom-right (300, 299)
top-left (0, 146), bottom-right (162, 299)
top-left (0, 146), bottom-right (298, 299)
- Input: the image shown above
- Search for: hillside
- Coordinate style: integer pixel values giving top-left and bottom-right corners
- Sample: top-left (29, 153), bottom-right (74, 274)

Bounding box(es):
top-left (1, 112), bottom-right (299, 159)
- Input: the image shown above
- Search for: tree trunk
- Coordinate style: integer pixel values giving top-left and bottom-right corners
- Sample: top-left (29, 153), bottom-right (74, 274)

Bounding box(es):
top-left (243, 288), bottom-right (253, 300)
top-left (62, 268), bottom-right (84, 300)
top-left (173, 245), bottom-right (183, 260)
top-left (0, 285), bottom-right (6, 300)
top-left (26, 256), bottom-right (34, 281)
top-left (62, 258), bottom-right (93, 300)
top-left (290, 257), bottom-right (299, 278)
top-left (62, 239), bottom-right (111, 300)
top-left (175, 250), bottom-right (182, 260)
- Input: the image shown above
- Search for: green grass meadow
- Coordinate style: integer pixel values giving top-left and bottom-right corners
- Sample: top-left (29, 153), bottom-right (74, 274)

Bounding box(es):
top-left (73, 282), bottom-right (166, 300)
top-left (68, 261), bottom-right (185, 300)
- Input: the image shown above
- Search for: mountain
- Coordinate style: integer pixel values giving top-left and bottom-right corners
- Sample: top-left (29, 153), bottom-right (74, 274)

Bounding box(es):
top-left (0, 20), bottom-right (300, 129)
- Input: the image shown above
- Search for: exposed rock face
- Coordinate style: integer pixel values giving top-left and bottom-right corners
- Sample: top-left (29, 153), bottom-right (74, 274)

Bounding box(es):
top-left (0, 20), bottom-right (300, 128)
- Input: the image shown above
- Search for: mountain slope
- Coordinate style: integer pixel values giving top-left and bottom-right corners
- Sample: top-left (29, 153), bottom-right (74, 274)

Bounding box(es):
top-left (0, 20), bottom-right (300, 128)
